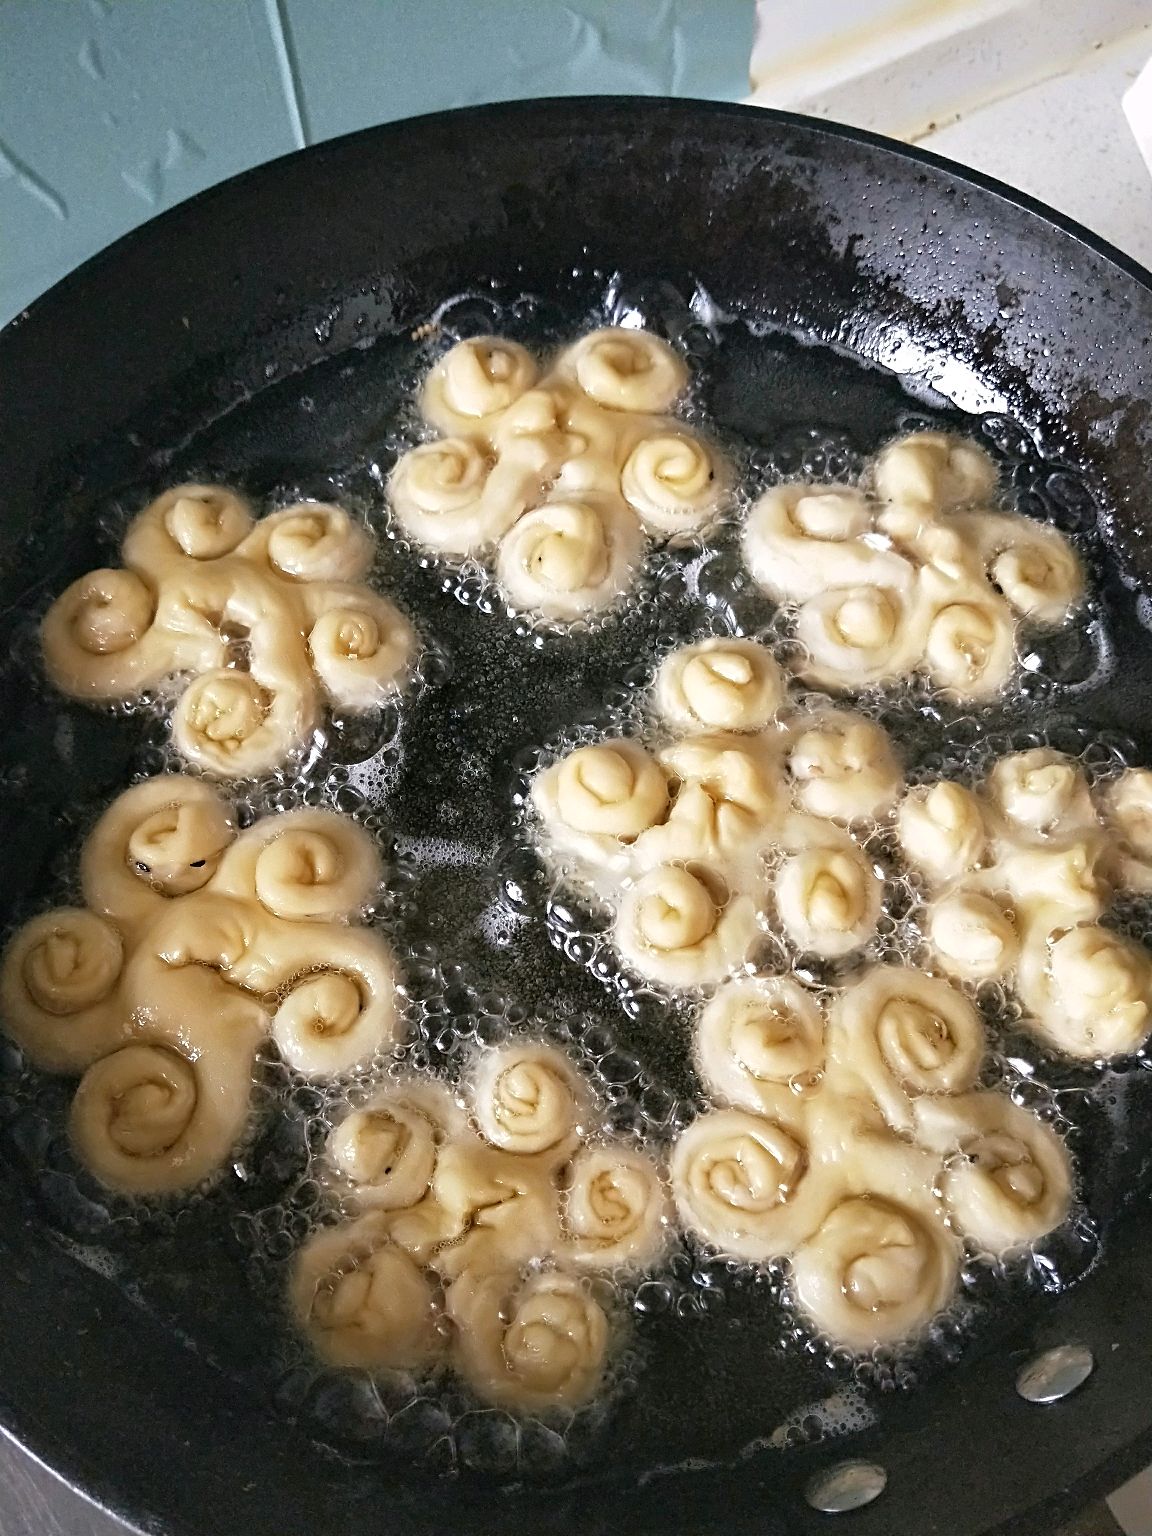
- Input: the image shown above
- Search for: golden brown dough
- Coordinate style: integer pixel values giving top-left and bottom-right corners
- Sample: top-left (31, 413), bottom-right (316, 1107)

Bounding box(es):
top-left (0, 909), bottom-right (126, 1073)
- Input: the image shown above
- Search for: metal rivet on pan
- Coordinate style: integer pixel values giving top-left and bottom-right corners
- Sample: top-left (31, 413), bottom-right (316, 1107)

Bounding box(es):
top-left (1015, 1344), bottom-right (1095, 1404)
top-left (804, 1459), bottom-right (888, 1514)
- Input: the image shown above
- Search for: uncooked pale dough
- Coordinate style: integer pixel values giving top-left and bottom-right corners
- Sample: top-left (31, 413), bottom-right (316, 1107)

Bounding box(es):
top-left (795, 584), bottom-right (915, 691)
top-left (919, 572), bottom-right (1016, 699)
top-left (826, 965), bottom-right (984, 1133)
top-left (213, 807), bottom-right (381, 922)
top-left (1017, 922), bottom-right (1152, 1058)
top-left (614, 864), bottom-right (760, 988)
top-left (790, 1190), bottom-right (959, 1349)
top-left (448, 1266), bottom-right (609, 1411)
top-left (926, 887), bottom-right (1019, 981)
top-left (239, 503), bottom-right (374, 585)
top-left (1100, 768), bottom-right (1152, 890)
top-left (654, 637), bottom-right (784, 733)
top-left (471, 1042), bottom-right (584, 1156)
top-left (0, 908), bottom-right (126, 1074)
top-left (121, 483), bottom-right (254, 576)
top-left (696, 976), bottom-right (824, 1110)
top-left (985, 749), bottom-right (1096, 839)
top-left (421, 336), bottom-right (538, 437)
top-left (952, 510), bottom-right (1084, 624)
top-left (532, 739), bottom-right (669, 886)
top-left (562, 1143), bottom-right (669, 1270)
top-left (787, 710), bottom-right (902, 824)
top-left (873, 430), bottom-right (998, 510)
top-left (562, 328), bottom-right (687, 414)
top-left (669, 1101), bottom-right (826, 1261)
top-left (741, 484), bottom-right (912, 603)
top-left (496, 495), bottom-right (643, 620)
top-left (621, 432), bottom-right (726, 534)
top-left (896, 781), bottom-right (986, 886)
top-left (774, 827), bottom-right (881, 958)
top-left (292, 1212), bottom-right (442, 1370)
top-left (913, 1092), bottom-right (1072, 1255)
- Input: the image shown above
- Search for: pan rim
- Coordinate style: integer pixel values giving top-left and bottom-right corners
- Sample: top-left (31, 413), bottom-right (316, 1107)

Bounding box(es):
top-left (1, 93), bottom-right (1151, 1536)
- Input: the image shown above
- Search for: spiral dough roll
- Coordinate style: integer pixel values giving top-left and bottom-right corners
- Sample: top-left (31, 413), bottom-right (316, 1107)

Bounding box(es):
top-left (1017, 922), bottom-right (1152, 1058)
top-left (212, 807), bottom-right (381, 922)
top-left (787, 711), bottom-right (902, 824)
top-left (896, 781), bottom-right (986, 886)
top-left (447, 1267), bottom-right (610, 1411)
top-left (655, 637), bottom-right (783, 734)
top-left (532, 739), bottom-right (668, 881)
top-left (496, 495), bottom-right (643, 620)
top-left (121, 484), bottom-right (254, 577)
top-left (307, 589), bottom-right (415, 710)
top-left (790, 1191), bottom-right (959, 1349)
top-left (614, 864), bottom-right (759, 988)
top-left (562, 1143), bottom-right (669, 1270)
top-left (561, 328), bottom-right (687, 414)
top-left (913, 1092), bottom-right (1072, 1255)
top-left (471, 1042), bottom-right (583, 1156)
top-left (238, 503), bottom-right (374, 584)
top-left (872, 431), bottom-right (998, 511)
top-left (620, 432), bottom-right (726, 534)
top-left (0, 909), bottom-right (126, 1073)
top-left (826, 965), bottom-right (984, 1133)
top-left (742, 484), bottom-right (912, 603)
top-left (696, 977), bottom-right (824, 1110)
top-left (774, 832), bottom-right (881, 958)
top-left (421, 337), bottom-right (538, 436)
top-left (292, 1212), bottom-right (442, 1370)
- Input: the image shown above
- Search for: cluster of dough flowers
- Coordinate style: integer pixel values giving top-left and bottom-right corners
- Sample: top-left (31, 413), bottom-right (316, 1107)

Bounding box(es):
top-left (292, 1040), bottom-right (670, 1411)
top-left (42, 485), bottom-right (416, 777)
top-left (743, 431), bottom-right (1084, 698)
top-left (389, 329), bottom-right (726, 619)
top-left (530, 636), bottom-right (1152, 1350)
top-left (0, 776), bottom-right (400, 1193)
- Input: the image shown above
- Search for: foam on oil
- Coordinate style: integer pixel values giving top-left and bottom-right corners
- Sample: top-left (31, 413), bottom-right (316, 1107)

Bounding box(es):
top-left (0, 274), bottom-right (1144, 1478)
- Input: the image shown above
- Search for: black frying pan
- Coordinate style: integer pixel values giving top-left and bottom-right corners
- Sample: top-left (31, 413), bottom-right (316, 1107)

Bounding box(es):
top-left (2, 98), bottom-right (1152, 1536)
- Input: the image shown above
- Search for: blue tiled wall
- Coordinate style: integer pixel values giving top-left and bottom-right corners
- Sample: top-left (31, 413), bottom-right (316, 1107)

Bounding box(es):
top-left (0, 0), bottom-right (753, 324)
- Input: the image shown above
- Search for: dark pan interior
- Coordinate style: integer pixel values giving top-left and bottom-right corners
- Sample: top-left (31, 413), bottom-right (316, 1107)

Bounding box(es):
top-left (2, 99), bottom-right (1152, 1536)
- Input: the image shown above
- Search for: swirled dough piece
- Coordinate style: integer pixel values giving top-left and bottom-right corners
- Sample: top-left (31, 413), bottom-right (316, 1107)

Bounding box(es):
top-left (951, 510), bottom-right (1083, 624)
top-left (292, 1212), bottom-right (442, 1370)
top-left (996, 837), bottom-right (1108, 929)
top-left (389, 438), bottom-right (540, 556)
top-left (496, 495), bottom-right (643, 620)
top-left (421, 336), bottom-right (538, 437)
top-left (790, 1189), bottom-right (959, 1349)
top-left (121, 483), bottom-right (254, 577)
top-left (614, 864), bottom-right (759, 988)
top-left (447, 1267), bottom-right (609, 1411)
top-left (913, 1092), bottom-right (1073, 1254)
top-left (774, 824), bottom-right (881, 959)
top-left (896, 781), bottom-right (987, 887)
top-left (80, 775), bottom-right (236, 933)
top-left (919, 571), bottom-right (1016, 699)
top-left (470, 1042), bottom-right (584, 1156)
top-left (927, 888), bottom-right (1019, 981)
top-left (41, 568), bottom-right (173, 701)
top-left (237, 503), bottom-right (373, 584)
top-left (250, 925), bottom-right (399, 1076)
top-left (1017, 922), bottom-right (1152, 1058)
top-left (172, 667), bottom-right (318, 778)
top-left (787, 710), bottom-right (902, 824)
top-left (1100, 769), bottom-right (1152, 891)
top-left (213, 807), bottom-right (381, 921)
top-left (560, 328), bottom-right (687, 414)
top-left (620, 431), bottom-right (726, 534)
top-left (634, 733), bottom-right (782, 880)
top-left (670, 1100), bottom-right (827, 1260)
top-left (741, 484), bottom-right (912, 603)
top-left (654, 637), bottom-right (784, 734)
top-left (329, 1081), bottom-right (464, 1210)
top-left (826, 966), bottom-right (984, 1133)
top-left (696, 976), bottom-right (824, 1109)
top-left (795, 583), bottom-right (918, 691)
top-left (532, 739), bottom-right (668, 884)
top-left (985, 749), bottom-right (1096, 840)
top-left (306, 587), bottom-right (415, 710)
top-left (70, 1020), bottom-right (260, 1194)
top-left (0, 909), bottom-right (126, 1073)
top-left (873, 431), bottom-right (998, 511)
top-left (562, 1143), bottom-right (669, 1271)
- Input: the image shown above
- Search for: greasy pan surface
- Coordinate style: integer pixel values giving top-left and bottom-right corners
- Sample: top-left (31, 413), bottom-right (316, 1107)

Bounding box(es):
top-left (2, 98), bottom-right (1152, 1536)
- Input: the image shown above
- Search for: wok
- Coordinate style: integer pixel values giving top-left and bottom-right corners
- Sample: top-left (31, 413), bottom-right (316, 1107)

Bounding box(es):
top-left (1, 97), bottom-right (1152, 1536)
